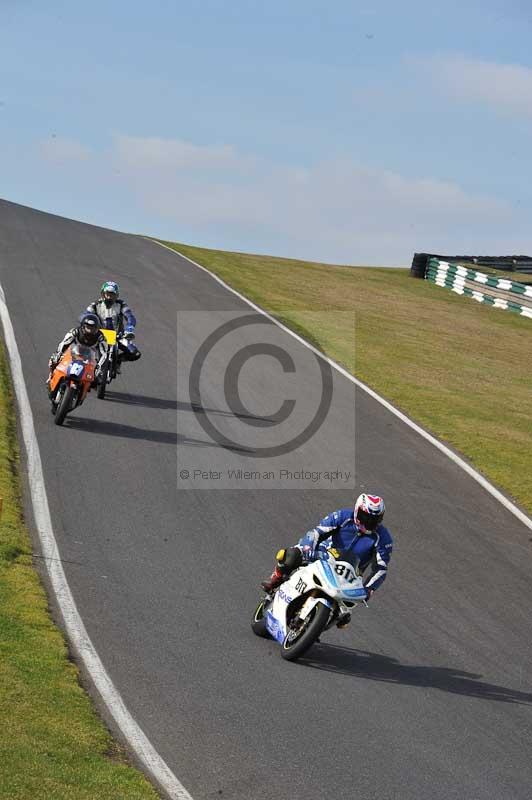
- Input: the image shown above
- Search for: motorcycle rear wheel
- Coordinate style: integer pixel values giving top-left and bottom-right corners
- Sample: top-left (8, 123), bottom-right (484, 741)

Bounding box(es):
top-left (54, 384), bottom-right (75, 426)
top-left (280, 602), bottom-right (330, 661)
top-left (251, 599), bottom-right (270, 638)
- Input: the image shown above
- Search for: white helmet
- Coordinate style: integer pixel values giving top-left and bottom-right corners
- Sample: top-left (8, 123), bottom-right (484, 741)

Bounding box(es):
top-left (354, 493), bottom-right (385, 532)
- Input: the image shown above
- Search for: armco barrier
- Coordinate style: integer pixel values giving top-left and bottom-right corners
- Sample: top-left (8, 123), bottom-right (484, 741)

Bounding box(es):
top-left (425, 258), bottom-right (532, 318)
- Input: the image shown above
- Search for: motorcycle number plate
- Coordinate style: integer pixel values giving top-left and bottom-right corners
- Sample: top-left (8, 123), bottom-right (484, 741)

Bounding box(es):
top-left (70, 362), bottom-right (84, 376)
top-left (101, 329), bottom-right (117, 345)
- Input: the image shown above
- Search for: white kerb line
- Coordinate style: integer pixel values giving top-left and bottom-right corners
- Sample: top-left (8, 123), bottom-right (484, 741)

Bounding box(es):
top-left (0, 283), bottom-right (194, 800)
top-left (149, 239), bottom-right (532, 533)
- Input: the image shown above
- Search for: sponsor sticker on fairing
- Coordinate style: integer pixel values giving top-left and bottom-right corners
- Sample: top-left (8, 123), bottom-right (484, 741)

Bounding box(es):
top-left (278, 588), bottom-right (293, 604)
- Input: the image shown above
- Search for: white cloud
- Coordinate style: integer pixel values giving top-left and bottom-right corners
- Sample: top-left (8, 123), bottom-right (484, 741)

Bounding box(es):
top-left (110, 134), bottom-right (522, 264)
top-left (33, 132), bottom-right (529, 264)
top-left (39, 136), bottom-right (92, 163)
top-left (418, 55), bottom-right (532, 117)
top-left (113, 134), bottom-right (251, 172)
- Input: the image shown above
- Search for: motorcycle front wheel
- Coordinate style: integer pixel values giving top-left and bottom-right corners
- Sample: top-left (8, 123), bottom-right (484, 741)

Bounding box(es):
top-left (280, 602), bottom-right (330, 661)
top-left (54, 384), bottom-right (75, 426)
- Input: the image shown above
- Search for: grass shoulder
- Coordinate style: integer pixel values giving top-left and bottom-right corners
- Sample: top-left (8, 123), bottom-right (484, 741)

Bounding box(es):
top-left (0, 339), bottom-right (161, 800)
top-left (162, 240), bottom-right (532, 515)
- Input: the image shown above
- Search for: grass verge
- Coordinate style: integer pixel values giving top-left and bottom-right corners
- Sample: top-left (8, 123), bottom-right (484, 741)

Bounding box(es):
top-left (161, 240), bottom-right (532, 515)
top-left (0, 338), bottom-right (161, 800)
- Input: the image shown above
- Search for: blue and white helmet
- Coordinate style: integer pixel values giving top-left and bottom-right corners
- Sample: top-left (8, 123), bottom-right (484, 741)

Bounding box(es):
top-left (354, 493), bottom-right (385, 532)
top-left (101, 280), bottom-right (119, 305)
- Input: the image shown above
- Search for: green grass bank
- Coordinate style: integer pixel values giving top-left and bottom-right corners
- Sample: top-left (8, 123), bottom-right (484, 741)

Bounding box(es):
top-left (161, 240), bottom-right (532, 515)
top-left (0, 339), bottom-right (160, 800)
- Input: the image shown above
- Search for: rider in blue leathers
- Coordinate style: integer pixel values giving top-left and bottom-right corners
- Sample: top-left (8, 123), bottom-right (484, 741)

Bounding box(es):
top-left (261, 494), bottom-right (393, 627)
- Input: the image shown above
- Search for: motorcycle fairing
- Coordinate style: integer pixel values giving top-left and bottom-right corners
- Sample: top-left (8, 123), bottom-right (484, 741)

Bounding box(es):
top-left (67, 361), bottom-right (85, 378)
top-left (100, 328), bottom-right (117, 345)
top-left (319, 560), bottom-right (368, 599)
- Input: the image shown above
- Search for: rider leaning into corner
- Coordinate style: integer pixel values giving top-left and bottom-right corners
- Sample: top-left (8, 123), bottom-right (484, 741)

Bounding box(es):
top-left (261, 493), bottom-right (393, 628)
top-left (86, 280), bottom-right (141, 369)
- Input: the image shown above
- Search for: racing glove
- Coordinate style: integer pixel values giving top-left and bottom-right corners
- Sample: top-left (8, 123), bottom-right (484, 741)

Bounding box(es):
top-left (297, 544), bottom-right (315, 563)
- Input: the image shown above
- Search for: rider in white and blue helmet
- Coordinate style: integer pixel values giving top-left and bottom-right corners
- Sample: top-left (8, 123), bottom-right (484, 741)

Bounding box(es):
top-left (261, 493), bottom-right (393, 627)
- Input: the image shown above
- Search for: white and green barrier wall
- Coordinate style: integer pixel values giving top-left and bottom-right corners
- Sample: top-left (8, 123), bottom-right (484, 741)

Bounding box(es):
top-left (410, 253), bottom-right (532, 319)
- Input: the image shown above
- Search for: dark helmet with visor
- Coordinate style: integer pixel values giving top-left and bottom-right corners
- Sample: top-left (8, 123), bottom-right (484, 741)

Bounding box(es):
top-left (78, 313), bottom-right (101, 346)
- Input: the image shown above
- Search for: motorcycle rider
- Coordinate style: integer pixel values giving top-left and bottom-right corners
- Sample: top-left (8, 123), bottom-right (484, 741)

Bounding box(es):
top-left (261, 493), bottom-right (393, 627)
top-left (47, 312), bottom-right (108, 389)
top-left (86, 280), bottom-right (141, 370)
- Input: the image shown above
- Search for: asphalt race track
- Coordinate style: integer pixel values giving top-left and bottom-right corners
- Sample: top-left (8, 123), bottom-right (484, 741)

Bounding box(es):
top-left (1, 198), bottom-right (532, 800)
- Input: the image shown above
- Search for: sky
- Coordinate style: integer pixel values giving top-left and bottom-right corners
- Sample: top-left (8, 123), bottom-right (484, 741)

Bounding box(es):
top-left (1, 0), bottom-right (532, 265)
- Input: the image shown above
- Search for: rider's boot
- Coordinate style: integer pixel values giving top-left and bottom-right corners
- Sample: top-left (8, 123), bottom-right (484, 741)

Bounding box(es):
top-left (261, 566), bottom-right (284, 593)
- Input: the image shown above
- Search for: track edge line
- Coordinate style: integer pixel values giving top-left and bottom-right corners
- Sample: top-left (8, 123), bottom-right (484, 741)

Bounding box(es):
top-left (0, 281), bottom-right (194, 800)
top-left (149, 237), bottom-right (532, 532)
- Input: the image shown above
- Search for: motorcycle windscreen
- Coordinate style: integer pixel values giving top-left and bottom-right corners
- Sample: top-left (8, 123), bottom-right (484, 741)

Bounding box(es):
top-left (325, 547), bottom-right (361, 574)
top-left (71, 343), bottom-right (96, 362)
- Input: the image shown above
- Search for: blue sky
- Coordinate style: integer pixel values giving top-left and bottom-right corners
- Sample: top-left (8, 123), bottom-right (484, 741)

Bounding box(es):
top-left (1, 0), bottom-right (531, 264)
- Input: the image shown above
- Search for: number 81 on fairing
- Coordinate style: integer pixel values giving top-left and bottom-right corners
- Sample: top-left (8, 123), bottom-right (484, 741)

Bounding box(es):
top-left (334, 563), bottom-right (356, 583)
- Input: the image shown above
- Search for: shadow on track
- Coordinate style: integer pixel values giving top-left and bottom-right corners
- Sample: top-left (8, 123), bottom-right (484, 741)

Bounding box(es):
top-left (65, 417), bottom-right (255, 453)
top-left (104, 391), bottom-right (179, 411)
top-left (300, 644), bottom-right (532, 706)
top-left (105, 391), bottom-right (279, 424)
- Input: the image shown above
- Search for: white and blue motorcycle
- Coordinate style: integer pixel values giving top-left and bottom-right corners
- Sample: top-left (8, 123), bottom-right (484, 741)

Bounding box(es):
top-left (251, 549), bottom-right (368, 661)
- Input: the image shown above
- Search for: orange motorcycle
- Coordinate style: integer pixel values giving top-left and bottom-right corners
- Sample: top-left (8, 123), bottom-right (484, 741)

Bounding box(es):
top-left (48, 343), bottom-right (96, 426)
